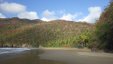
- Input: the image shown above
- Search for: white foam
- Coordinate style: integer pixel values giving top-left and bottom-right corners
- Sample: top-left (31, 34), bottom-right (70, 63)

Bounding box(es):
top-left (0, 48), bottom-right (30, 54)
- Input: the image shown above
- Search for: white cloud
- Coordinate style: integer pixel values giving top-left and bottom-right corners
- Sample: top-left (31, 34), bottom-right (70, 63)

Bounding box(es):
top-left (0, 2), bottom-right (26, 13)
top-left (41, 10), bottom-right (57, 21)
top-left (41, 9), bottom-right (82, 21)
top-left (41, 17), bottom-right (52, 21)
top-left (41, 17), bottom-right (57, 21)
top-left (43, 10), bottom-right (55, 17)
top-left (0, 2), bottom-right (39, 20)
top-left (60, 12), bottom-right (82, 21)
top-left (0, 13), bottom-right (6, 18)
top-left (79, 7), bottom-right (102, 23)
top-left (17, 11), bottom-right (38, 20)
top-left (60, 13), bottom-right (77, 21)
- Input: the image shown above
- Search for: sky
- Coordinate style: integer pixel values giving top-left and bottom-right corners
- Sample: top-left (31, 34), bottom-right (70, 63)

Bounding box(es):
top-left (0, 0), bottom-right (110, 23)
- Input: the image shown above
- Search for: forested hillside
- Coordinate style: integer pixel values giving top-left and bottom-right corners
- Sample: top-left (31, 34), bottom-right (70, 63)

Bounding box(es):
top-left (0, 18), bottom-right (93, 47)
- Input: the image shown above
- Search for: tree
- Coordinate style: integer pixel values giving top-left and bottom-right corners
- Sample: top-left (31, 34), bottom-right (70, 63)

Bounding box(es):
top-left (96, 2), bottom-right (113, 52)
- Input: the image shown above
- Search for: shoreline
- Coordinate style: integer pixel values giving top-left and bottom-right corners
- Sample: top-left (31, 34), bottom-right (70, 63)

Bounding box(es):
top-left (0, 47), bottom-right (112, 55)
top-left (0, 48), bottom-right (113, 64)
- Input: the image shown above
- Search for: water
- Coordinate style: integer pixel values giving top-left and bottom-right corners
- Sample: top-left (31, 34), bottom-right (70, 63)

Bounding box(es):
top-left (0, 48), bottom-right (30, 54)
top-left (0, 48), bottom-right (64, 64)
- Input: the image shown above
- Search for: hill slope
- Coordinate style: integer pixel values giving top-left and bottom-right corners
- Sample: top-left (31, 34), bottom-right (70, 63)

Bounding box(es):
top-left (0, 18), bottom-right (93, 47)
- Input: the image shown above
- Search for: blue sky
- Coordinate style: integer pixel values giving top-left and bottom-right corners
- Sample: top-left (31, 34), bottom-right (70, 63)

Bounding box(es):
top-left (0, 0), bottom-right (109, 23)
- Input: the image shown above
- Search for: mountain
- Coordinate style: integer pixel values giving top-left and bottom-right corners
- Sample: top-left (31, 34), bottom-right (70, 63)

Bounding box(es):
top-left (0, 17), bottom-right (94, 47)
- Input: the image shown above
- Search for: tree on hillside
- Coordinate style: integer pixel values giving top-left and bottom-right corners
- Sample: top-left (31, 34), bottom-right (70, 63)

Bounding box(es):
top-left (96, 2), bottom-right (113, 52)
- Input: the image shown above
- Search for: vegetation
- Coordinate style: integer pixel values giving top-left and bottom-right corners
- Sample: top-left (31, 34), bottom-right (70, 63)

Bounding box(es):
top-left (0, 18), bottom-right (93, 48)
top-left (95, 2), bottom-right (113, 52)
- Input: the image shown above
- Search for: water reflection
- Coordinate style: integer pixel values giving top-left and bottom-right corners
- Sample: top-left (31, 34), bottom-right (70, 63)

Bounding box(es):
top-left (0, 49), bottom-right (64, 64)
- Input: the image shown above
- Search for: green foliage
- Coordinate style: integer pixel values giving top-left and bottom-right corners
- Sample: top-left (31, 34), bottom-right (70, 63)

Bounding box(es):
top-left (95, 2), bottom-right (113, 51)
top-left (0, 18), bottom-right (93, 48)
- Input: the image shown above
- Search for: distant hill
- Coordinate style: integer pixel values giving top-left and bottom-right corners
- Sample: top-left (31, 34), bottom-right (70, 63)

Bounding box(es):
top-left (0, 17), bottom-right (94, 47)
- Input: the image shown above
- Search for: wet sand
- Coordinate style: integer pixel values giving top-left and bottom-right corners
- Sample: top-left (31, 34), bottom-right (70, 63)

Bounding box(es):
top-left (0, 48), bottom-right (113, 64)
top-left (0, 49), bottom-right (65, 64)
